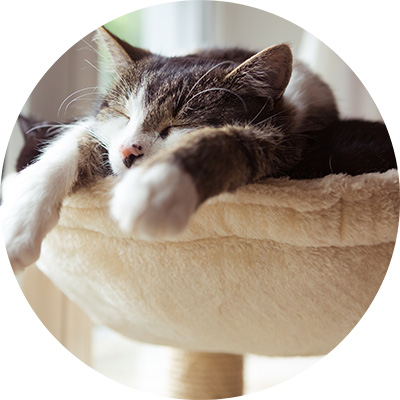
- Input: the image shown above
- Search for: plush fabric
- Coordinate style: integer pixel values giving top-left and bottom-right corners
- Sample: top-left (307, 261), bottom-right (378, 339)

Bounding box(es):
top-left (37, 169), bottom-right (399, 357)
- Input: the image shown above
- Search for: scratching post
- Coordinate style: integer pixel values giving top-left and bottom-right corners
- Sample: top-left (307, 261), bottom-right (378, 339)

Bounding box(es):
top-left (168, 350), bottom-right (243, 399)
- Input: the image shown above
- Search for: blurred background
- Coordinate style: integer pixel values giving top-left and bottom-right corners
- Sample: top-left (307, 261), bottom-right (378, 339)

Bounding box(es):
top-left (3, 1), bottom-right (382, 397)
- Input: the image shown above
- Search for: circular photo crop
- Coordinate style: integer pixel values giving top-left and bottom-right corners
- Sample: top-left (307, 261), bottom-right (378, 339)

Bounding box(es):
top-left (1, 2), bottom-right (398, 399)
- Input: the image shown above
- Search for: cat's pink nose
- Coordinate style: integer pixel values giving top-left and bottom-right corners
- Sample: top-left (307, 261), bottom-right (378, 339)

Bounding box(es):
top-left (119, 144), bottom-right (144, 168)
top-left (120, 144), bottom-right (144, 158)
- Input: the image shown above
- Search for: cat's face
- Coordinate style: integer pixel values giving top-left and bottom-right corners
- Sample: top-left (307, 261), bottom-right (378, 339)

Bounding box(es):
top-left (95, 56), bottom-right (253, 175)
top-left (94, 28), bottom-right (293, 176)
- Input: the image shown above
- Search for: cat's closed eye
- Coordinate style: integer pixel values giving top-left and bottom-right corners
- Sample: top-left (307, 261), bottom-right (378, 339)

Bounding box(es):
top-left (160, 127), bottom-right (171, 139)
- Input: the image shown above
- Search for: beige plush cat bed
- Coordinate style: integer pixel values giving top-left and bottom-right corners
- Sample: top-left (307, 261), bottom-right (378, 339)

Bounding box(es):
top-left (36, 169), bottom-right (399, 399)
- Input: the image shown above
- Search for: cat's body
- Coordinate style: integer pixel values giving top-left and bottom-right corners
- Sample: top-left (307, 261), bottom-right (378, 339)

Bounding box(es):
top-left (2, 27), bottom-right (395, 273)
top-left (287, 119), bottom-right (396, 179)
top-left (17, 117), bottom-right (395, 179)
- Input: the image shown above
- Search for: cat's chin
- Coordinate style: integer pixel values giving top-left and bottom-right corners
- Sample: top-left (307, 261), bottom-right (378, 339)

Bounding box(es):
top-left (110, 162), bottom-right (198, 239)
top-left (109, 153), bottom-right (149, 177)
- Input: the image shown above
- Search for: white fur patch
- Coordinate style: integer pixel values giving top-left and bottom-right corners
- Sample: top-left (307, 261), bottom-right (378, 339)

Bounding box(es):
top-left (110, 162), bottom-right (198, 239)
top-left (104, 86), bottom-right (155, 176)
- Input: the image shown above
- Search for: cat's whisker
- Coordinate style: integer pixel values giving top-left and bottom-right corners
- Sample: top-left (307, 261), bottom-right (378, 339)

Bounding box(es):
top-left (25, 123), bottom-right (63, 135)
top-left (183, 60), bottom-right (236, 106)
top-left (100, 156), bottom-right (111, 165)
top-left (80, 39), bottom-right (104, 59)
top-left (174, 82), bottom-right (187, 114)
top-left (58, 87), bottom-right (102, 117)
top-left (249, 98), bottom-right (271, 125)
top-left (99, 152), bottom-right (111, 167)
top-left (46, 124), bottom-right (66, 134)
top-left (254, 110), bottom-right (288, 127)
top-left (87, 130), bottom-right (109, 145)
top-left (64, 93), bottom-right (100, 115)
top-left (87, 127), bottom-right (110, 149)
top-left (84, 59), bottom-right (112, 85)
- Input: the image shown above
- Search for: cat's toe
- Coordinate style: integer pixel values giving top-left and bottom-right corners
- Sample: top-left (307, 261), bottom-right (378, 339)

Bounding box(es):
top-left (2, 190), bottom-right (60, 274)
top-left (6, 240), bottom-right (41, 275)
top-left (2, 210), bottom-right (44, 274)
top-left (110, 163), bottom-right (198, 239)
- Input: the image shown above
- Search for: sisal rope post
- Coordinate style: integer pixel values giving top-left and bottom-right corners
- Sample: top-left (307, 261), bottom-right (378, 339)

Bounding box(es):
top-left (167, 349), bottom-right (244, 399)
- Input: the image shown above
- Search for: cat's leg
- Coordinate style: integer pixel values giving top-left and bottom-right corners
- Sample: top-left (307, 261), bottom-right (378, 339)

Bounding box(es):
top-left (110, 125), bottom-right (302, 238)
top-left (1, 120), bottom-right (92, 273)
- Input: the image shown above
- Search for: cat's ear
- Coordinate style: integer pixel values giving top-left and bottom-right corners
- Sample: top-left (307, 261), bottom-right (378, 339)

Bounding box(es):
top-left (225, 44), bottom-right (293, 101)
top-left (95, 26), bottom-right (151, 69)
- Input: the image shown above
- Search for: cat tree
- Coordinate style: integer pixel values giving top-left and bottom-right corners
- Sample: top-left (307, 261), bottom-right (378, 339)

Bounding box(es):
top-left (34, 168), bottom-right (398, 399)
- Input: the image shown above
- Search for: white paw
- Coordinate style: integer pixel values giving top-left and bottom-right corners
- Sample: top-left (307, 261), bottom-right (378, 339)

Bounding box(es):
top-left (2, 213), bottom-right (42, 274)
top-left (110, 163), bottom-right (198, 239)
top-left (1, 174), bottom-right (59, 274)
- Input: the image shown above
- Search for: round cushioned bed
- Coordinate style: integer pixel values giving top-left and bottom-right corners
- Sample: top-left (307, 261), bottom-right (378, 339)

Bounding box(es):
top-left (36, 169), bottom-right (399, 398)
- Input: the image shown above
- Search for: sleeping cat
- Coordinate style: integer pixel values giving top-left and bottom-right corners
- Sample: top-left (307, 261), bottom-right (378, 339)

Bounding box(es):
top-left (2, 27), bottom-right (390, 273)
top-left (16, 114), bottom-right (396, 178)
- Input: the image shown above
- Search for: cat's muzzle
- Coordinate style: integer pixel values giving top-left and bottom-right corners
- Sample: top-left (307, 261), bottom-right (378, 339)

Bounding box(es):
top-left (123, 153), bottom-right (143, 168)
top-left (120, 143), bottom-right (145, 168)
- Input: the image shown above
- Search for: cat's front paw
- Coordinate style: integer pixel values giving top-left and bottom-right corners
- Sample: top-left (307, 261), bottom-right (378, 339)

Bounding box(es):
top-left (110, 163), bottom-right (198, 239)
top-left (2, 200), bottom-right (60, 274)
top-left (2, 217), bottom-right (42, 274)
top-left (1, 175), bottom-right (59, 274)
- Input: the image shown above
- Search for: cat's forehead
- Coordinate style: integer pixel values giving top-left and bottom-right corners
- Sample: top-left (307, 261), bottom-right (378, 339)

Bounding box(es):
top-left (141, 56), bottom-right (234, 90)
top-left (102, 52), bottom-right (257, 129)
top-left (112, 54), bottom-right (241, 106)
